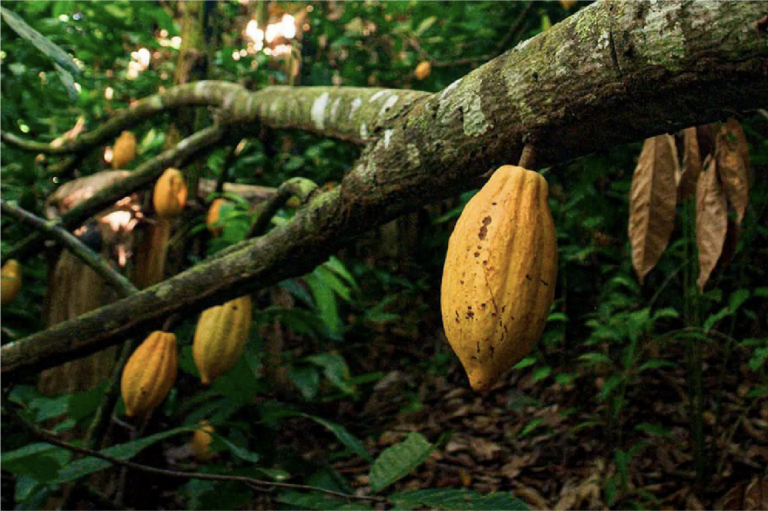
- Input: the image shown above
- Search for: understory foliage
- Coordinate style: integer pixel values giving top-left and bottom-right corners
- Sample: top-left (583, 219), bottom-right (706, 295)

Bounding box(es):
top-left (1, 2), bottom-right (766, 510)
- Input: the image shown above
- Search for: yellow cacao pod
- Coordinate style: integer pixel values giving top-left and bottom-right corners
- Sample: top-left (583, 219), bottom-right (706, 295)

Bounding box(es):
top-left (112, 131), bottom-right (137, 169)
top-left (1, 259), bottom-right (22, 306)
top-left (414, 61), bottom-right (431, 81)
top-left (192, 421), bottom-right (215, 461)
top-left (153, 168), bottom-right (188, 219)
top-left (193, 295), bottom-right (252, 385)
top-left (441, 165), bottom-right (557, 391)
top-left (121, 331), bottom-right (178, 417)
top-left (206, 198), bottom-right (226, 237)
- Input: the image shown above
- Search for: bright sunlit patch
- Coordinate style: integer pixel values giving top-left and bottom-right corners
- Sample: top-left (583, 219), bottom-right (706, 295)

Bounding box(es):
top-left (101, 210), bottom-right (134, 233)
top-left (104, 86), bottom-right (114, 100)
top-left (58, 14), bottom-right (69, 22)
top-left (232, 51), bottom-right (241, 61)
top-left (245, 20), bottom-right (264, 43)
top-left (104, 146), bottom-right (114, 163)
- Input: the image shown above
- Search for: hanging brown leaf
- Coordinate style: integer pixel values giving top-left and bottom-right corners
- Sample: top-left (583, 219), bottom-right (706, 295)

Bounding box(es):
top-left (716, 119), bottom-right (750, 224)
top-left (722, 476), bottom-right (768, 511)
top-left (719, 217), bottom-right (741, 269)
top-left (696, 124), bottom-right (716, 160)
top-left (696, 157), bottom-right (728, 291)
top-left (629, 134), bottom-right (679, 285)
top-left (678, 127), bottom-right (701, 200)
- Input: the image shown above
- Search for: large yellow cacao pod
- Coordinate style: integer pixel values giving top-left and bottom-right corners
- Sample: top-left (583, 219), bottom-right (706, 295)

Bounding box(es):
top-left (192, 421), bottom-right (215, 461)
top-left (193, 295), bottom-right (252, 385)
top-left (1, 259), bottom-right (22, 305)
top-left (441, 165), bottom-right (558, 391)
top-left (112, 131), bottom-right (137, 169)
top-left (206, 198), bottom-right (226, 237)
top-left (121, 331), bottom-right (178, 417)
top-left (153, 168), bottom-right (188, 219)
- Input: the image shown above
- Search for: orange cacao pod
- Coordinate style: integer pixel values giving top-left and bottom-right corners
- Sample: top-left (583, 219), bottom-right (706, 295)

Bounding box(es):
top-left (121, 331), bottom-right (178, 417)
top-left (112, 131), bottom-right (137, 169)
top-left (441, 166), bottom-right (558, 391)
top-left (153, 168), bottom-right (188, 219)
top-left (1, 259), bottom-right (22, 305)
top-left (192, 421), bottom-right (215, 461)
top-left (193, 295), bottom-right (252, 385)
top-left (414, 61), bottom-right (431, 81)
top-left (206, 198), bottom-right (227, 237)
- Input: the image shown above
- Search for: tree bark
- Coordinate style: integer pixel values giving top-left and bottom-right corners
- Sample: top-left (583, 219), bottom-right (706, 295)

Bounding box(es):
top-left (3, 0), bottom-right (767, 378)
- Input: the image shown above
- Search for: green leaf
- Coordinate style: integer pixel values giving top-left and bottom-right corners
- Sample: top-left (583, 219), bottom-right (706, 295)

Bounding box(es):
top-left (307, 353), bottom-right (354, 395)
top-left (302, 413), bottom-right (372, 463)
top-left (635, 422), bottom-right (670, 437)
top-left (369, 432), bottom-right (434, 493)
top-left (1, 443), bottom-right (68, 482)
top-left (0, 7), bottom-right (81, 77)
top-left (414, 16), bottom-right (437, 36)
top-left (578, 352), bottom-right (612, 365)
top-left (291, 365), bottom-right (320, 400)
top-left (729, 288), bottom-right (750, 312)
top-left (518, 418), bottom-right (543, 438)
top-left (390, 489), bottom-right (529, 510)
top-left (277, 490), bottom-right (368, 510)
top-left (305, 272), bottom-right (342, 337)
top-left (210, 432), bottom-right (260, 463)
top-left (55, 426), bottom-right (193, 483)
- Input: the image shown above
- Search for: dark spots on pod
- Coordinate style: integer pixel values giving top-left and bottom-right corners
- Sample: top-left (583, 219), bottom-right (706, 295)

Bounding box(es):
top-left (471, 355), bottom-right (478, 361)
top-left (525, 274), bottom-right (532, 281)
top-left (477, 245), bottom-right (482, 250)
top-left (491, 312), bottom-right (497, 317)
top-left (483, 260), bottom-right (488, 265)
top-left (466, 306), bottom-right (475, 319)
top-left (474, 252), bottom-right (480, 257)
top-left (502, 306), bottom-right (506, 313)
top-left (540, 279), bottom-right (549, 286)
top-left (489, 345), bottom-right (495, 358)
top-left (476, 341), bottom-right (481, 353)
top-left (481, 303), bottom-right (487, 309)
top-left (460, 280), bottom-right (465, 285)
top-left (492, 202), bottom-right (497, 206)
top-left (478, 216), bottom-right (492, 240)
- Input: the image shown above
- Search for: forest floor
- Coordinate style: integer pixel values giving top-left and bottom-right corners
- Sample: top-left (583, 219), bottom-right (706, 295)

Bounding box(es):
top-left (278, 320), bottom-right (768, 510)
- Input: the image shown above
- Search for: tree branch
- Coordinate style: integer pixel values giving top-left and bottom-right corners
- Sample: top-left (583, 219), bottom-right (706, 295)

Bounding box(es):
top-left (2, 0), bottom-right (766, 378)
top-left (0, 200), bottom-right (137, 298)
top-left (3, 125), bottom-right (228, 262)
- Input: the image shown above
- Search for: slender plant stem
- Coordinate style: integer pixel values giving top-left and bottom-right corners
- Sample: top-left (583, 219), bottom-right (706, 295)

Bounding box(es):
top-left (0, 200), bottom-right (137, 297)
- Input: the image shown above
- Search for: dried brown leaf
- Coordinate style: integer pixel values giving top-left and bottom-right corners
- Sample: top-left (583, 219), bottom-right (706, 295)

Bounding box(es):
top-left (719, 218), bottom-right (741, 269)
top-left (716, 119), bottom-right (750, 224)
top-left (743, 477), bottom-right (768, 511)
top-left (629, 134), bottom-right (679, 284)
top-left (696, 157), bottom-right (728, 291)
top-left (679, 127), bottom-right (702, 200)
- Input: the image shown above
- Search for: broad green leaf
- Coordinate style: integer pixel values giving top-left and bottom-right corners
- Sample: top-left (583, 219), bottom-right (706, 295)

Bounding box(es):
top-left (0, 7), bottom-right (81, 77)
top-left (390, 489), bottom-right (529, 510)
top-left (307, 353), bottom-right (354, 395)
top-left (1, 443), bottom-right (68, 482)
top-left (277, 490), bottom-right (368, 511)
top-left (302, 413), bottom-right (372, 462)
top-left (56, 426), bottom-right (193, 483)
top-left (369, 432), bottom-right (434, 493)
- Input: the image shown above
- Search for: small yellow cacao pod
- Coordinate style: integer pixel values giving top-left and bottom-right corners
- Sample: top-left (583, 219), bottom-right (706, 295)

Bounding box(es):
top-left (121, 331), bottom-right (178, 417)
top-left (192, 421), bottom-right (215, 462)
top-left (193, 295), bottom-right (252, 385)
top-left (441, 166), bottom-right (558, 391)
top-left (112, 131), bottom-right (137, 169)
top-left (206, 198), bottom-right (226, 237)
top-left (414, 61), bottom-right (431, 81)
top-left (153, 168), bottom-right (188, 219)
top-left (1, 259), bottom-right (22, 305)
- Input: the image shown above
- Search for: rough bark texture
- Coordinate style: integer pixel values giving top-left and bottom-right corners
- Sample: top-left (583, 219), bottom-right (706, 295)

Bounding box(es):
top-left (3, 0), bottom-right (767, 378)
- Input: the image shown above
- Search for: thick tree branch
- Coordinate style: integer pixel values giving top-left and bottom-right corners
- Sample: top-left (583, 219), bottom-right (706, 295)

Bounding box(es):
top-left (2, 0), bottom-right (767, 378)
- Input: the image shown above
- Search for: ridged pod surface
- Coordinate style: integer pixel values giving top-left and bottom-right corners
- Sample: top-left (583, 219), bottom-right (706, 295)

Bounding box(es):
top-left (192, 421), bottom-right (214, 461)
top-left (153, 168), bottom-right (188, 219)
top-left (193, 295), bottom-right (252, 385)
top-left (112, 131), bottom-right (137, 170)
top-left (121, 331), bottom-right (178, 417)
top-left (206, 198), bottom-right (226, 237)
top-left (1, 259), bottom-right (22, 305)
top-left (441, 166), bottom-right (558, 391)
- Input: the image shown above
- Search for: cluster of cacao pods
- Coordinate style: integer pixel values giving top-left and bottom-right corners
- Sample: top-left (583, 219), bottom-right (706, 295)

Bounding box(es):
top-left (112, 131), bottom-right (137, 169)
top-left (153, 168), bottom-right (188, 219)
top-left (441, 165), bottom-right (558, 391)
top-left (120, 331), bottom-right (178, 417)
top-left (206, 198), bottom-right (227, 237)
top-left (1, 259), bottom-right (22, 305)
top-left (193, 295), bottom-right (252, 385)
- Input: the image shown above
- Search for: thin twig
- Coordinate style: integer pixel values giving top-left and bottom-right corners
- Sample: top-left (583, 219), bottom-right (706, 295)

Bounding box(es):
top-left (0, 200), bottom-right (137, 297)
top-left (6, 400), bottom-right (383, 503)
